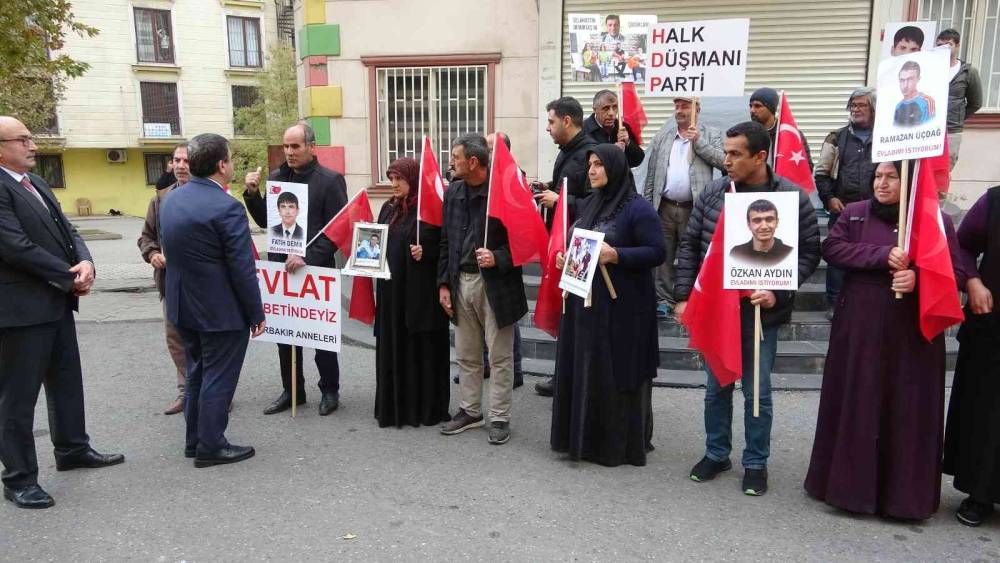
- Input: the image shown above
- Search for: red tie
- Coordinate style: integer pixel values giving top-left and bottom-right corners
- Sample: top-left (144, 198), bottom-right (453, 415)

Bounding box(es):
top-left (20, 176), bottom-right (47, 209)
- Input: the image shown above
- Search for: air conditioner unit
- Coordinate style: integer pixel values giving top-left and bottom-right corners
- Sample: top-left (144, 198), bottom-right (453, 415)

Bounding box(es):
top-left (106, 149), bottom-right (128, 163)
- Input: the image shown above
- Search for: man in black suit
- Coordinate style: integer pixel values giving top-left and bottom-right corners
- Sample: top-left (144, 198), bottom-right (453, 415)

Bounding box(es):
top-left (244, 123), bottom-right (348, 416)
top-left (160, 133), bottom-right (266, 468)
top-left (0, 116), bottom-right (124, 509)
top-left (437, 133), bottom-right (527, 445)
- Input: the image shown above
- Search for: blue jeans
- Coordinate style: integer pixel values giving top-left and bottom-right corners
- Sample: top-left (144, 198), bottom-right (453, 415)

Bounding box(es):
top-left (703, 324), bottom-right (778, 469)
top-left (825, 214), bottom-right (845, 306)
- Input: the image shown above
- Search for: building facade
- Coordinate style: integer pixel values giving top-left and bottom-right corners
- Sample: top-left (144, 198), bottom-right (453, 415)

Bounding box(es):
top-left (297, 0), bottom-right (998, 207)
top-left (36, 0), bottom-right (284, 217)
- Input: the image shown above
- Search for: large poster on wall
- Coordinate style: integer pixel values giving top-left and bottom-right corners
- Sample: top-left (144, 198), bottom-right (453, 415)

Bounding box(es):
top-left (568, 13), bottom-right (657, 83)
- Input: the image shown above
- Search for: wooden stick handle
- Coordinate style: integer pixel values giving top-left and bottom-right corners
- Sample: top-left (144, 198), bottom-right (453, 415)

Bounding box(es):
top-left (753, 305), bottom-right (761, 418)
top-left (599, 264), bottom-right (617, 300)
top-left (291, 345), bottom-right (298, 418)
top-left (895, 160), bottom-right (910, 300)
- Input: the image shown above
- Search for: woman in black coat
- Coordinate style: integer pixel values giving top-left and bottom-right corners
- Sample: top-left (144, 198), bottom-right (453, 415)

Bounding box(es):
top-left (374, 158), bottom-right (450, 428)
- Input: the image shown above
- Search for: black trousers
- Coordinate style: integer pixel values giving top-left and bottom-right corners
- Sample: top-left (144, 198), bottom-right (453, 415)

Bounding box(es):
top-left (277, 344), bottom-right (339, 396)
top-left (0, 311), bottom-right (90, 488)
top-left (178, 327), bottom-right (249, 455)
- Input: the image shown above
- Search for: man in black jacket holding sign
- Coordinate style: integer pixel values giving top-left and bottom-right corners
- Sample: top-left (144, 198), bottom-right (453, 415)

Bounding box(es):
top-left (244, 123), bottom-right (348, 416)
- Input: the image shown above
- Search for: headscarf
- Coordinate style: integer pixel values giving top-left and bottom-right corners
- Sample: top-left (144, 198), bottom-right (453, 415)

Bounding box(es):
top-left (576, 143), bottom-right (638, 230)
top-left (869, 160), bottom-right (910, 225)
top-left (385, 157), bottom-right (419, 229)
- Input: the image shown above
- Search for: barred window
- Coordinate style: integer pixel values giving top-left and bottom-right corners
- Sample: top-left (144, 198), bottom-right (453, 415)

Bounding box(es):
top-left (140, 82), bottom-right (181, 136)
top-left (231, 85), bottom-right (259, 135)
top-left (227, 16), bottom-right (262, 68)
top-left (134, 8), bottom-right (174, 64)
top-left (143, 153), bottom-right (172, 186)
top-left (375, 65), bottom-right (488, 183)
top-left (918, 0), bottom-right (1000, 109)
top-left (34, 155), bottom-right (65, 189)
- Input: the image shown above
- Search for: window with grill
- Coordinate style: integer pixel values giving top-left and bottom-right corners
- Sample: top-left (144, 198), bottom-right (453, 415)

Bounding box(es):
top-left (231, 85), bottom-right (259, 135)
top-left (134, 8), bottom-right (174, 64)
top-left (143, 153), bottom-right (172, 186)
top-left (374, 65), bottom-right (488, 183)
top-left (227, 16), bottom-right (263, 68)
top-left (918, 0), bottom-right (1000, 110)
top-left (140, 82), bottom-right (181, 136)
top-left (34, 155), bottom-right (65, 189)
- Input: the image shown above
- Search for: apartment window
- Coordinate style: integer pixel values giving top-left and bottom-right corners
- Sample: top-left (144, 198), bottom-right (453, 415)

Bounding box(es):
top-left (374, 65), bottom-right (489, 183)
top-left (34, 155), bottom-right (65, 189)
top-left (143, 153), bottom-right (172, 185)
top-left (227, 16), bottom-right (262, 68)
top-left (134, 8), bottom-right (174, 64)
top-left (231, 85), bottom-right (259, 135)
top-left (918, 0), bottom-right (1000, 110)
top-left (140, 82), bottom-right (181, 136)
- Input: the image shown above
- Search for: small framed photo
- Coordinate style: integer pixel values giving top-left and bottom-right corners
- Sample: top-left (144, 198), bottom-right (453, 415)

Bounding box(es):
top-left (559, 227), bottom-right (605, 298)
top-left (342, 222), bottom-right (391, 279)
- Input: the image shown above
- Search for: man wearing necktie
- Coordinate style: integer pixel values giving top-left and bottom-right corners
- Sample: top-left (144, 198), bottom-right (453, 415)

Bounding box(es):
top-left (0, 116), bottom-right (124, 509)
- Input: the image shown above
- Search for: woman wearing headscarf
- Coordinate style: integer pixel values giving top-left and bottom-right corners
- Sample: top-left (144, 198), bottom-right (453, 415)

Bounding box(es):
top-left (550, 144), bottom-right (666, 467)
top-left (943, 185), bottom-right (1000, 527)
top-left (804, 160), bottom-right (967, 520)
top-left (373, 157), bottom-right (450, 428)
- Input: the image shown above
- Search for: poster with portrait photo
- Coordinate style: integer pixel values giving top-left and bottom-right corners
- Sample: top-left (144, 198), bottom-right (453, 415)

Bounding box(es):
top-left (568, 13), bottom-right (657, 83)
top-left (267, 181), bottom-right (309, 257)
top-left (723, 192), bottom-right (799, 291)
top-left (559, 228), bottom-right (606, 298)
top-left (342, 222), bottom-right (390, 279)
top-left (872, 48), bottom-right (949, 162)
top-left (880, 21), bottom-right (937, 59)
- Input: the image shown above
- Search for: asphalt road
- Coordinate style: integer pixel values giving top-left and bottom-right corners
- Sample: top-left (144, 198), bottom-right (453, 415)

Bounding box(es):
top-left (0, 317), bottom-right (997, 562)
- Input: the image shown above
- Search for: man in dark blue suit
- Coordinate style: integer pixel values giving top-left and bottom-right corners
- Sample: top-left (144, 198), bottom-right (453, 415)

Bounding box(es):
top-left (160, 133), bottom-right (266, 468)
top-left (0, 116), bottom-right (124, 509)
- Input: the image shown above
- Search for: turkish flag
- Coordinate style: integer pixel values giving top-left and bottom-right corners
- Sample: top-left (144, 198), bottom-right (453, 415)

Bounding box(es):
top-left (418, 136), bottom-right (446, 226)
top-left (621, 81), bottom-right (648, 146)
top-left (905, 159), bottom-right (964, 341)
top-left (319, 190), bottom-right (377, 325)
top-left (532, 178), bottom-right (569, 337)
top-left (924, 135), bottom-right (951, 193)
top-left (486, 133), bottom-right (549, 265)
top-left (773, 93), bottom-right (816, 193)
top-left (681, 202), bottom-right (745, 387)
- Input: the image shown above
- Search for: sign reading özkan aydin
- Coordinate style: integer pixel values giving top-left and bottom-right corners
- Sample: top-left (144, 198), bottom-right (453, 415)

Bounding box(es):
top-left (645, 18), bottom-right (749, 97)
top-left (723, 192), bottom-right (800, 291)
top-left (255, 261), bottom-right (341, 352)
top-left (872, 48), bottom-right (949, 162)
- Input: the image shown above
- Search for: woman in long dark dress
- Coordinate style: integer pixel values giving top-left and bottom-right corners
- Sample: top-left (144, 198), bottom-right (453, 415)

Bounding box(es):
top-left (804, 160), bottom-right (967, 520)
top-left (943, 186), bottom-right (1000, 527)
top-left (550, 144), bottom-right (666, 467)
top-left (373, 157), bottom-right (450, 428)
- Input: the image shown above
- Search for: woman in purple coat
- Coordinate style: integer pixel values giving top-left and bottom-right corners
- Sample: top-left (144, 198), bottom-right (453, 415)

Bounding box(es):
top-left (804, 160), bottom-right (966, 520)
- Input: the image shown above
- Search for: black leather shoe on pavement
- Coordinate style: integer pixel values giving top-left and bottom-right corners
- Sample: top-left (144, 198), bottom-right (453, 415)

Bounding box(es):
top-left (689, 456), bottom-right (732, 482)
top-left (3, 484), bottom-right (54, 509)
top-left (957, 497), bottom-right (994, 527)
top-left (194, 445), bottom-right (255, 468)
top-left (535, 378), bottom-right (554, 397)
top-left (184, 447), bottom-right (196, 459)
top-left (319, 392), bottom-right (340, 416)
top-left (262, 391), bottom-right (306, 415)
top-left (55, 449), bottom-right (125, 471)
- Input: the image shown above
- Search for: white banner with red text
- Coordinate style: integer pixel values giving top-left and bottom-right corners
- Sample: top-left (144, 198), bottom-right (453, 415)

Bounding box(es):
top-left (255, 261), bottom-right (341, 352)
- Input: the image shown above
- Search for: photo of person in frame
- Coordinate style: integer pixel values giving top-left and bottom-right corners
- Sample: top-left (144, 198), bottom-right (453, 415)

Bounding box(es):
top-left (270, 191), bottom-right (304, 240)
top-left (729, 199), bottom-right (794, 267)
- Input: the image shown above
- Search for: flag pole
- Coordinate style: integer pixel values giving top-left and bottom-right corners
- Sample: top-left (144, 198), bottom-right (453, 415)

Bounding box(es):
top-left (305, 189), bottom-right (366, 248)
top-left (753, 305), bottom-right (761, 418)
top-left (291, 345), bottom-right (298, 418)
top-left (688, 96), bottom-right (699, 164)
top-left (417, 136), bottom-right (426, 247)
top-left (483, 132), bottom-right (498, 250)
top-left (895, 160), bottom-right (911, 300)
top-left (770, 91), bottom-right (784, 169)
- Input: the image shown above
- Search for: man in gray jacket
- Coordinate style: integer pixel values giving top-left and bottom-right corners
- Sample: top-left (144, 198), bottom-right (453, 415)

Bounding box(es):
top-left (936, 28), bottom-right (983, 169)
top-left (642, 96), bottom-right (724, 316)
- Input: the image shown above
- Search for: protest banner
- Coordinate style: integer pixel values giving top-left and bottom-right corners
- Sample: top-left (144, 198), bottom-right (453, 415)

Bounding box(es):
top-left (342, 222), bottom-right (391, 279)
top-left (559, 228), bottom-right (606, 299)
top-left (881, 21), bottom-right (937, 59)
top-left (645, 18), bottom-right (749, 97)
top-left (873, 48), bottom-right (949, 163)
top-left (255, 261), bottom-right (341, 353)
top-left (266, 181), bottom-right (309, 256)
top-left (568, 13), bottom-right (656, 83)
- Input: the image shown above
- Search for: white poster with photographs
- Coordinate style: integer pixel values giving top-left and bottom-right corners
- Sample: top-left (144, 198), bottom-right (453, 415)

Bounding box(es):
top-left (568, 13), bottom-right (657, 83)
top-left (872, 48), bottom-right (949, 162)
top-left (342, 222), bottom-right (390, 279)
top-left (559, 228), bottom-right (606, 298)
top-left (267, 181), bottom-right (309, 257)
top-left (723, 192), bottom-right (799, 290)
top-left (881, 21), bottom-right (937, 59)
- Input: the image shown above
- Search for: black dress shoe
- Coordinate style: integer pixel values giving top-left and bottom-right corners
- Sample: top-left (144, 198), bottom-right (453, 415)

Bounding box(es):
top-left (184, 447), bottom-right (196, 459)
top-left (535, 378), bottom-right (554, 397)
top-left (4, 484), bottom-right (54, 509)
top-left (194, 445), bottom-right (255, 468)
top-left (262, 391), bottom-right (306, 415)
top-left (55, 449), bottom-right (125, 471)
top-left (319, 392), bottom-right (340, 416)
